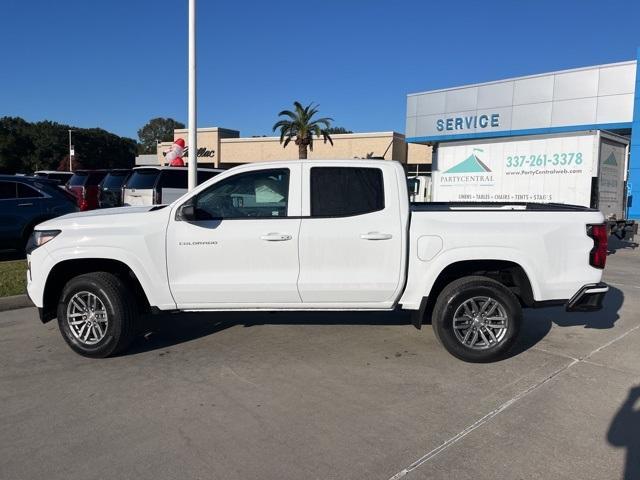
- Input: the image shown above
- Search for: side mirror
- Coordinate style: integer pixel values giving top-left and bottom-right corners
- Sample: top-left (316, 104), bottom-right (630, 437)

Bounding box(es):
top-left (177, 203), bottom-right (197, 221)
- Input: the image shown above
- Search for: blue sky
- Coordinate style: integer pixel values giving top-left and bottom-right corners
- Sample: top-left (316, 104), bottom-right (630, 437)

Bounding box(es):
top-left (2, 0), bottom-right (640, 140)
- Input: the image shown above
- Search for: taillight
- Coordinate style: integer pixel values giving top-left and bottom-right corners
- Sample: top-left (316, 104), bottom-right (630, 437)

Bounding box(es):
top-left (587, 224), bottom-right (608, 269)
top-left (153, 187), bottom-right (162, 205)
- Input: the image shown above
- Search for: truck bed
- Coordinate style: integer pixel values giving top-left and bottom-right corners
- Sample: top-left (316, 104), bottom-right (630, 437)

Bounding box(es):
top-left (410, 202), bottom-right (597, 212)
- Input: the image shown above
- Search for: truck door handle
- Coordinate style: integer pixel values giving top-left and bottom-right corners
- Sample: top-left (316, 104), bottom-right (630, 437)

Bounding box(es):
top-left (360, 232), bottom-right (393, 240)
top-left (260, 233), bottom-right (292, 241)
top-left (18, 203), bottom-right (34, 207)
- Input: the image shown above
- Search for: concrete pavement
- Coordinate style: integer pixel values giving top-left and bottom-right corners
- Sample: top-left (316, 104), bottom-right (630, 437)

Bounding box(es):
top-left (1, 240), bottom-right (638, 480)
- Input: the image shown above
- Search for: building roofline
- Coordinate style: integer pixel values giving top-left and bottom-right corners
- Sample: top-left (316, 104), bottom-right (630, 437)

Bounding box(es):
top-left (407, 59), bottom-right (636, 97)
top-left (174, 127), bottom-right (240, 134)
top-left (220, 131), bottom-right (404, 143)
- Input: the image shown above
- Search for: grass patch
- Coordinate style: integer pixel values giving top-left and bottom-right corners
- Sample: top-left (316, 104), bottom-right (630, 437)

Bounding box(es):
top-left (0, 260), bottom-right (27, 297)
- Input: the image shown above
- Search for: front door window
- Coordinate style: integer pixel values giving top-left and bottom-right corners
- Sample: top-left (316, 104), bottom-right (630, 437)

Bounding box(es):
top-left (194, 168), bottom-right (289, 219)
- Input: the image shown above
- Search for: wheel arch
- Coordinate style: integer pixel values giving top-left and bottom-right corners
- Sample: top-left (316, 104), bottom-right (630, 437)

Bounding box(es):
top-left (40, 258), bottom-right (150, 323)
top-left (414, 259), bottom-right (534, 329)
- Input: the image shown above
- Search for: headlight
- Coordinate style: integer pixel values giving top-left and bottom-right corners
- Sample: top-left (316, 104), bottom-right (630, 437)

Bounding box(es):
top-left (26, 230), bottom-right (61, 254)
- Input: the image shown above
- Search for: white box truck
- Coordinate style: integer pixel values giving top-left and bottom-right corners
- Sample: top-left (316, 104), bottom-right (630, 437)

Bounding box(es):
top-left (430, 131), bottom-right (634, 237)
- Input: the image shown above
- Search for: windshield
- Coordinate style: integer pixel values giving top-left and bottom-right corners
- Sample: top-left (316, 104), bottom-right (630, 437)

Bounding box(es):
top-left (125, 170), bottom-right (160, 189)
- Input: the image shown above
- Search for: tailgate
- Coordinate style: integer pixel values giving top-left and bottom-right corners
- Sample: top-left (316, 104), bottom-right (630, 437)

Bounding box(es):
top-left (123, 188), bottom-right (153, 206)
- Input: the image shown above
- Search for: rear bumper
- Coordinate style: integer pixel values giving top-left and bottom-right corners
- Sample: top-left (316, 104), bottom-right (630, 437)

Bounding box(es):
top-left (565, 283), bottom-right (609, 312)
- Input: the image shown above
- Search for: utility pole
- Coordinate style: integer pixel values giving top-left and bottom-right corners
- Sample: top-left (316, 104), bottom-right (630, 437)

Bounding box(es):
top-left (187, 0), bottom-right (197, 190)
top-left (68, 129), bottom-right (74, 172)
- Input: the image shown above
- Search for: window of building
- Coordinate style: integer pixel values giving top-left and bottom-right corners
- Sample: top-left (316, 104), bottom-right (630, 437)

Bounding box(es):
top-left (310, 167), bottom-right (384, 217)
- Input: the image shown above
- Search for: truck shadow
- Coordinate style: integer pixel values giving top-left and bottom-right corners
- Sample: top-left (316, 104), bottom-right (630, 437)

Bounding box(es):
top-left (509, 286), bottom-right (624, 357)
top-left (127, 287), bottom-right (623, 359)
top-left (128, 310), bottom-right (411, 356)
top-left (607, 385), bottom-right (640, 480)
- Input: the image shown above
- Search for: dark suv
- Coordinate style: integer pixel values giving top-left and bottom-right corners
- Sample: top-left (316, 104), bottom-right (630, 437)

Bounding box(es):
top-left (0, 175), bottom-right (78, 252)
top-left (66, 170), bottom-right (108, 211)
top-left (98, 169), bottom-right (131, 208)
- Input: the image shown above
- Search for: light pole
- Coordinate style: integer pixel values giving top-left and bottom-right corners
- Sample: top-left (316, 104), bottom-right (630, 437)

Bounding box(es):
top-left (68, 129), bottom-right (74, 172)
top-left (187, 0), bottom-right (197, 190)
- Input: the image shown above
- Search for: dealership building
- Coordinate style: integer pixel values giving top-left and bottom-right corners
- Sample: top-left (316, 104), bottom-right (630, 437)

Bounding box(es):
top-left (136, 53), bottom-right (640, 219)
top-left (405, 55), bottom-right (640, 219)
top-left (138, 128), bottom-right (431, 172)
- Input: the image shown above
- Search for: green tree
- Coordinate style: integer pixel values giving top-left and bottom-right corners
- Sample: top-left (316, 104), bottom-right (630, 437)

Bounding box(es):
top-left (137, 117), bottom-right (185, 154)
top-left (0, 117), bottom-right (34, 173)
top-left (0, 117), bottom-right (136, 174)
top-left (325, 126), bottom-right (352, 134)
top-left (272, 102), bottom-right (333, 159)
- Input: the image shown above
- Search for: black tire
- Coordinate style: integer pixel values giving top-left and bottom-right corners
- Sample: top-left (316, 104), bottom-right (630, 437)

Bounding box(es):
top-left (57, 272), bottom-right (137, 358)
top-left (431, 275), bottom-right (522, 363)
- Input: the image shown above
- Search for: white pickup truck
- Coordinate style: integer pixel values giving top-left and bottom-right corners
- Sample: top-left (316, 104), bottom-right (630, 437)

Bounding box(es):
top-left (26, 160), bottom-right (609, 362)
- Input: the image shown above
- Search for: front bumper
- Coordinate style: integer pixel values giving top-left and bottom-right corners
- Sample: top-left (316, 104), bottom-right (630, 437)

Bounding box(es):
top-left (565, 283), bottom-right (609, 312)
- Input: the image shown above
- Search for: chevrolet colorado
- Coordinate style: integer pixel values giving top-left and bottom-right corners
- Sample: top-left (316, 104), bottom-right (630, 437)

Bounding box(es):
top-left (26, 160), bottom-right (609, 362)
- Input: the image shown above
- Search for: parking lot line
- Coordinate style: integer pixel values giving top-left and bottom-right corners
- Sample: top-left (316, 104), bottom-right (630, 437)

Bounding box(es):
top-left (387, 321), bottom-right (640, 480)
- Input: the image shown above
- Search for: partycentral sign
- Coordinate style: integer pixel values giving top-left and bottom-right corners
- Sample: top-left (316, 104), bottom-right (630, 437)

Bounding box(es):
top-left (436, 113), bottom-right (500, 132)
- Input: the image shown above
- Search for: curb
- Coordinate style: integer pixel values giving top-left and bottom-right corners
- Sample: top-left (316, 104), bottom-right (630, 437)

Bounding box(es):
top-left (0, 294), bottom-right (34, 312)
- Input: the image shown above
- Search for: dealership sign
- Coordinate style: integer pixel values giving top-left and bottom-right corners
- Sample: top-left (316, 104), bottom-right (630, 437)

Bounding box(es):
top-left (162, 146), bottom-right (216, 159)
top-left (436, 114), bottom-right (500, 132)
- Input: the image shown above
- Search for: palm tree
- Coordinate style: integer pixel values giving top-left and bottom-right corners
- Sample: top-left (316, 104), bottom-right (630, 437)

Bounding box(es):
top-left (272, 102), bottom-right (334, 159)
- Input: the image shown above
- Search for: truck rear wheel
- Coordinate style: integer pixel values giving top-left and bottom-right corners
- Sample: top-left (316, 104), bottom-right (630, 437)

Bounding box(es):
top-left (431, 276), bottom-right (521, 362)
top-left (57, 272), bottom-right (137, 358)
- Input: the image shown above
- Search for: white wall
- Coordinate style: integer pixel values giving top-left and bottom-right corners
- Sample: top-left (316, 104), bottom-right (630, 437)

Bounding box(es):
top-left (407, 61), bottom-right (636, 140)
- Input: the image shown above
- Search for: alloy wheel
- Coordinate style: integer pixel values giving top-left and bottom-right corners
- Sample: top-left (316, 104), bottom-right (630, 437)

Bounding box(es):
top-left (66, 291), bottom-right (109, 345)
top-left (452, 296), bottom-right (508, 350)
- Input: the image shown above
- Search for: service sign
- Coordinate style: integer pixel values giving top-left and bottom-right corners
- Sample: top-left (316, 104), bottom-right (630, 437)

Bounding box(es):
top-left (432, 134), bottom-right (597, 206)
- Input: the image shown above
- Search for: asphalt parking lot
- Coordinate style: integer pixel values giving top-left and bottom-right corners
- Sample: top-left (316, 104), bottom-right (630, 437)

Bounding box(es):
top-left (1, 239), bottom-right (639, 480)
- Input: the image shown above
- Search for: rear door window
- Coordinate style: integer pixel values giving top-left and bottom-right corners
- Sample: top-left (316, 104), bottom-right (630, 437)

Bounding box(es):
top-left (0, 181), bottom-right (17, 199)
top-left (310, 167), bottom-right (384, 217)
top-left (17, 183), bottom-right (44, 198)
top-left (126, 170), bottom-right (160, 189)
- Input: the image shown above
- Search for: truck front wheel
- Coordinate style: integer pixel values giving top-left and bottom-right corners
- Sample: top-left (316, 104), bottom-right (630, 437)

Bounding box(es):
top-left (431, 276), bottom-right (522, 362)
top-left (57, 272), bottom-right (137, 358)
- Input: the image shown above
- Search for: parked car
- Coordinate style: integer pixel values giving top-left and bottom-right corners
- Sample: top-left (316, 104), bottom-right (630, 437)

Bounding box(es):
top-left (65, 170), bottom-right (108, 211)
top-left (122, 166), bottom-right (222, 206)
top-left (27, 160), bottom-right (608, 360)
top-left (98, 169), bottom-right (131, 208)
top-left (0, 175), bottom-right (77, 253)
top-left (34, 170), bottom-right (74, 186)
